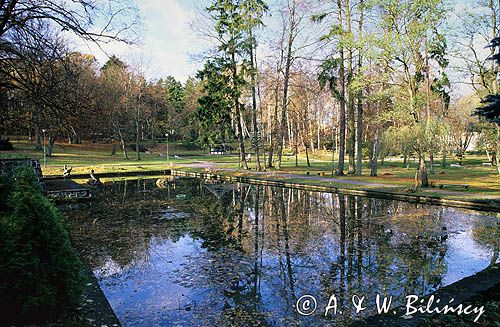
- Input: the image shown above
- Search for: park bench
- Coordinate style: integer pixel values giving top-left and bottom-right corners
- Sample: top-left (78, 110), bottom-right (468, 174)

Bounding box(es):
top-left (438, 183), bottom-right (469, 191)
top-left (449, 164), bottom-right (461, 168)
top-left (210, 147), bottom-right (225, 155)
top-left (482, 162), bottom-right (493, 166)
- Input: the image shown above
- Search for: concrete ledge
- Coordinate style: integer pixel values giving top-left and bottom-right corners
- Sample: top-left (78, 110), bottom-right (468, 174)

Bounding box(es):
top-left (43, 169), bottom-right (172, 180)
top-left (79, 266), bottom-right (121, 326)
top-left (44, 179), bottom-right (93, 202)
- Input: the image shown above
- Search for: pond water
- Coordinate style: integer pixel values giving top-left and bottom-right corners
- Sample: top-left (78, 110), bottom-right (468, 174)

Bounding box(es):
top-left (64, 178), bottom-right (500, 326)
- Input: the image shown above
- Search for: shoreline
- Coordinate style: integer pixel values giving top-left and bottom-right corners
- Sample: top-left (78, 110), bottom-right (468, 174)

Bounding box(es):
top-left (169, 170), bottom-right (500, 213)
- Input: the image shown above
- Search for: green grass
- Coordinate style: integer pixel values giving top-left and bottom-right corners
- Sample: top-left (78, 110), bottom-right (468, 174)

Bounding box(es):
top-left (1, 139), bottom-right (499, 198)
top-left (0, 140), bottom-right (198, 175)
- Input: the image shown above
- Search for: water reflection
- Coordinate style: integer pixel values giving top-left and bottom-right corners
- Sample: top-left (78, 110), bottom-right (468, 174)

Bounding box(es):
top-left (64, 178), bottom-right (500, 326)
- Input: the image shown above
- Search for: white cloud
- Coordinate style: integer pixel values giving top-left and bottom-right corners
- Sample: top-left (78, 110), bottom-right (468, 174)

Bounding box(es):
top-left (72, 0), bottom-right (203, 82)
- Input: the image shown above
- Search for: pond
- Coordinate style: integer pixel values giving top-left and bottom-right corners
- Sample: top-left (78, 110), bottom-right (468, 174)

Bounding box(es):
top-left (64, 178), bottom-right (500, 326)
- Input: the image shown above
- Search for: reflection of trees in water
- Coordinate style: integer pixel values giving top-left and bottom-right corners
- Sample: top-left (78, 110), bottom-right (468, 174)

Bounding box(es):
top-left (67, 179), bottom-right (235, 269)
top-left (310, 195), bottom-right (450, 324)
top-left (471, 213), bottom-right (500, 266)
top-left (64, 178), bottom-right (498, 326)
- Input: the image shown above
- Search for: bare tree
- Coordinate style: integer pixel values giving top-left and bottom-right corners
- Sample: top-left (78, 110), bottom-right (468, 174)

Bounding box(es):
top-left (0, 0), bottom-right (140, 42)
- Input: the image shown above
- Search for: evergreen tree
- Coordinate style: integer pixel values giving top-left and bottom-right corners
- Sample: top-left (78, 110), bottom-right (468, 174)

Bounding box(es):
top-left (0, 167), bottom-right (84, 324)
top-left (195, 60), bottom-right (234, 147)
top-left (476, 37), bottom-right (500, 125)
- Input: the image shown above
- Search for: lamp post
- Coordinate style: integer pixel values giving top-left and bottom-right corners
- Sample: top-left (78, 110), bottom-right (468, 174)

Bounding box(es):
top-left (41, 128), bottom-right (47, 168)
top-left (165, 130), bottom-right (174, 166)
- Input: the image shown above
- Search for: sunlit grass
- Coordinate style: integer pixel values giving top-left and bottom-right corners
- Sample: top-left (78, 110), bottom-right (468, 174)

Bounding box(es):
top-left (1, 140), bottom-right (498, 198)
top-left (0, 140), bottom-right (196, 175)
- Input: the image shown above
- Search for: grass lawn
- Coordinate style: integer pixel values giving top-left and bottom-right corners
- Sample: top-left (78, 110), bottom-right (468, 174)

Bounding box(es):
top-left (0, 139), bottom-right (199, 175)
top-left (1, 139), bottom-right (499, 198)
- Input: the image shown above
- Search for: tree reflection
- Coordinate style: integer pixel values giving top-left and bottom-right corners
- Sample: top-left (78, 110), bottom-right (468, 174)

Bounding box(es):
top-left (472, 213), bottom-right (500, 266)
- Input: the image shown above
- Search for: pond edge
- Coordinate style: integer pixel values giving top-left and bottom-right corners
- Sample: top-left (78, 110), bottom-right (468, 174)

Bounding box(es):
top-left (169, 170), bottom-right (500, 213)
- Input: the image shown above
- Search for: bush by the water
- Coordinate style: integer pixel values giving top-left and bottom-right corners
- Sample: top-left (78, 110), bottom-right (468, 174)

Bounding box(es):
top-left (0, 138), bottom-right (14, 150)
top-left (0, 167), bottom-right (84, 324)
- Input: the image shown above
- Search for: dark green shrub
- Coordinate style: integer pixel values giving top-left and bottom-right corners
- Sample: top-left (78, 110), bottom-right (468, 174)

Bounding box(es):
top-left (0, 173), bottom-right (14, 212)
top-left (0, 138), bottom-right (14, 150)
top-left (0, 166), bottom-right (84, 324)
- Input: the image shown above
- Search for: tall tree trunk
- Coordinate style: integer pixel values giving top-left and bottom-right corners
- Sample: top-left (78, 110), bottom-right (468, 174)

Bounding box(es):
top-left (303, 102), bottom-right (312, 168)
top-left (419, 154), bottom-right (429, 187)
top-left (35, 125), bottom-right (42, 151)
top-left (370, 129), bottom-right (379, 176)
top-left (47, 135), bottom-right (56, 157)
top-left (336, 0), bottom-right (346, 176)
top-left (117, 128), bottom-right (129, 160)
top-left (236, 104), bottom-right (248, 169)
top-left (331, 121), bottom-right (337, 175)
top-left (305, 145), bottom-right (311, 167)
top-left (317, 122), bottom-right (321, 153)
top-left (287, 111), bottom-right (292, 147)
top-left (277, 0), bottom-right (296, 169)
top-left (249, 28), bottom-right (261, 171)
top-left (34, 107), bottom-right (42, 150)
top-left (429, 153), bottom-right (435, 174)
top-left (232, 50), bottom-right (248, 170)
top-left (28, 111), bottom-right (33, 141)
top-left (441, 148), bottom-right (447, 167)
top-left (293, 121), bottom-right (299, 167)
top-left (268, 84), bottom-right (280, 168)
top-left (346, 0), bottom-right (355, 174)
top-left (496, 126), bottom-right (500, 175)
top-left (355, 0), bottom-right (364, 176)
top-left (136, 112), bottom-right (141, 161)
top-left (295, 137), bottom-right (298, 167)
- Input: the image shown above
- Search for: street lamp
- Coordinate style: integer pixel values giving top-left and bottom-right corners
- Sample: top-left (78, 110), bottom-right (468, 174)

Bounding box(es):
top-left (165, 129), bottom-right (174, 166)
top-left (41, 128), bottom-right (47, 168)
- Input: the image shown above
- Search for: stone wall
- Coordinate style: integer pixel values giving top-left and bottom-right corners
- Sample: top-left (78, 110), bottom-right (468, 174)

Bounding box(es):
top-left (0, 158), bottom-right (43, 182)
